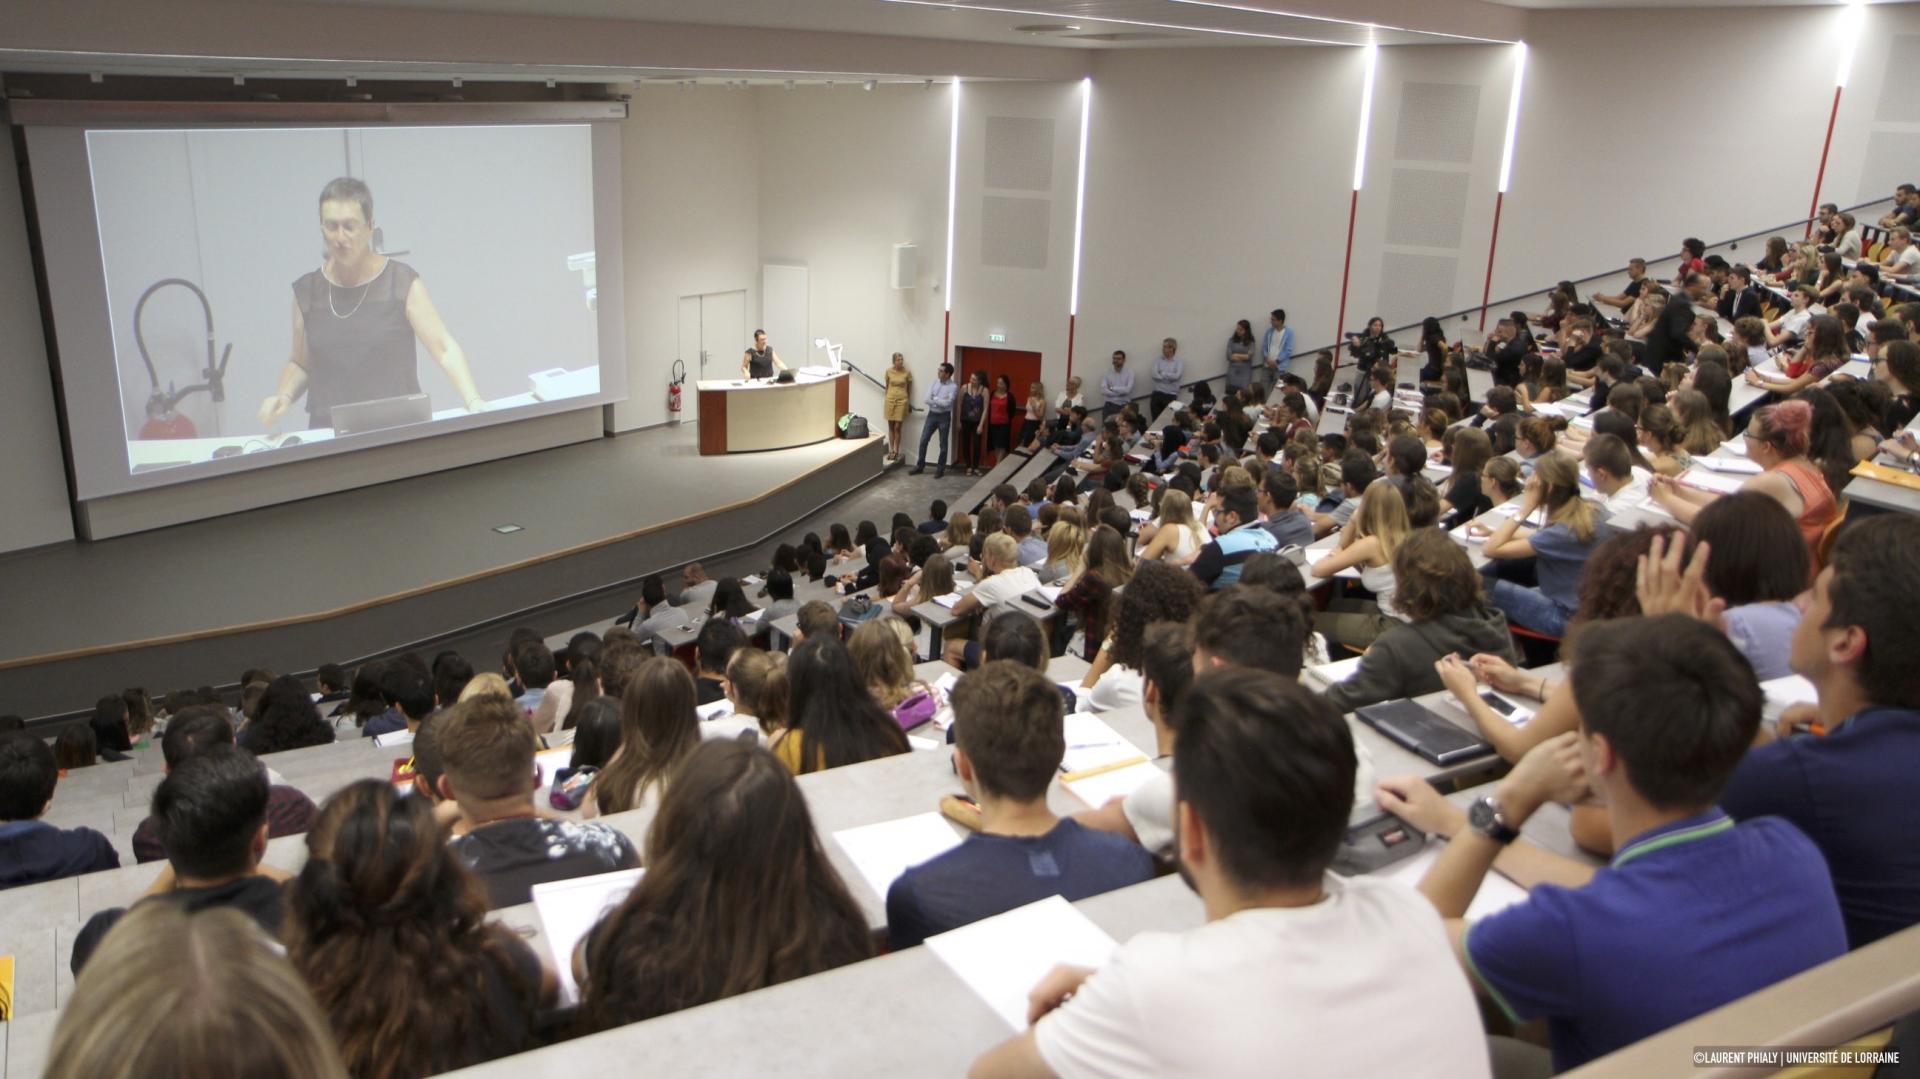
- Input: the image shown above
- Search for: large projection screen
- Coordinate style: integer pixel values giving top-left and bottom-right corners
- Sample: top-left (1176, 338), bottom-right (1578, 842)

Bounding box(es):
top-left (22, 106), bottom-right (628, 501)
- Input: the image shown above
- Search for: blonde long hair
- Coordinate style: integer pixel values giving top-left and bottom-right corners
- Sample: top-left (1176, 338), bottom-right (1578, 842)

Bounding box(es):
top-left (1153, 488), bottom-right (1205, 550)
top-left (1534, 452), bottom-right (1599, 542)
top-left (50, 905), bottom-right (349, 1079)
top-left (1351, 479), bottom-right (1412, 562)
top-left (1045, 520), bottom-right (1087, 579)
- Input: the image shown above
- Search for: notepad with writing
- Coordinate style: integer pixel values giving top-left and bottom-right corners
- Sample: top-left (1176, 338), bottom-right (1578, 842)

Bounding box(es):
top-left (532, 867), bottom-right (644, 1005)
top-left (832, 812), bottom-right (965, 903)
top-left (1059, 714), bottom-right (1149, 779)
top-left (925, 896), bottom-right (1120, 1030)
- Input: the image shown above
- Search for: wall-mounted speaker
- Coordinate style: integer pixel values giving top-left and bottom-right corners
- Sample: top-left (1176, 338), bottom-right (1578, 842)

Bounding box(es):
top-left (891, 242), bottom-right (918, 289)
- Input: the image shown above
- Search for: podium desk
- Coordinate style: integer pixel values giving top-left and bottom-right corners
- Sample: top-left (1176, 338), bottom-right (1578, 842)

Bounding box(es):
top-left (697, 372), bottom-right (850, 455)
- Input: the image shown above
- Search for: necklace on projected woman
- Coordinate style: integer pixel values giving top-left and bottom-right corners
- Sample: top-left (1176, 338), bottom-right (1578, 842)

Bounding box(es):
top-left (325, 259), bottom-right (386, 319)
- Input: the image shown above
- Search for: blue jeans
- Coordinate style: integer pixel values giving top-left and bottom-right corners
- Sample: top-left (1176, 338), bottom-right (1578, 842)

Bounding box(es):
top-left (916, 409), bottom-right (951, 470)
top-left (1486, 576), bottom-right (1571, 637)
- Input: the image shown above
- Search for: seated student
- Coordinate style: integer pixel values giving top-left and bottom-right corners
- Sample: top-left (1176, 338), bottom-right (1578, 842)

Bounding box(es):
top-left (578, 739), bottom-right (871, 1031)
top-left (87, 696), bottom-right (134, 762)
top-left (584, 656), bottom-right (702, 821)
top-left (973, 669), bottom-right (1491, 1078)
top-left (285, 780), bottom-right (550, 1077)
top-left (1719, 516), bottom-right (1920, 949)
top-left (700, 648), bottom-right (783, 744)
top-left (71, 745), bottom-right (288, 973)
top-left (363, 663), bottom-right (432, 739)
top-left (616, 573), bottom-right (691, 640)
top-left (759, 568), bottom-right (802, 626)
top-left (693, 618), bottom-right (749, 704)
top-left (437, 694), bottom-right (639, 908)
top-left (1324, 530), bottom-right (1518, 714)
top-left (1580, 433), bottom-right (1650, 515)
top-left (1078, 560), bottom-right (1207, 712)
top-left (432, 652), bottom-right (476, 710)
top-left (1651, 400), bottom-right (1837, 568)
top-left (1376, 615), bottom-right (1846, 1074)
top-left (1072, 624), bottom-right (1194, 858)
top-left (1312, 479), bottom-right (1412, 649)
top-left (1638, 496), bottom-right (1807, 682)
top-left (238, 674), bottom-right (335, 755)
top-left (944, 534), bottom-right (1043, 667)
top-left (773, 637), bottom-right (912, 774)
top-left (1256, 469), bottom-right (1314, 549)
top-left (0, 731), bottom-right (119, 888)
top-left (47, 904), bottom-right (352, 1079)
top-left (792, 598), bottom-right (843, 645)
top-left (1478, 453), bottom-right (1606, 637)
top-left (506, 637), bottom-right (557, 718)
top-left (1190, 484), bottom-right (1277, 590)
top-left (1308, 451), bottom-right (1378, 539)
top-left (130, 707), bottom-right (317, 863)
top-left (889, 662), bottom-right (1154, 950)
top-left (920, 498), bottom-right (951, 535)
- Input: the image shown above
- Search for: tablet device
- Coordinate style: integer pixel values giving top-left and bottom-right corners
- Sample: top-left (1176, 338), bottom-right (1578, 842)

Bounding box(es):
top-left (1355, 698), bottom-right (1493, 766)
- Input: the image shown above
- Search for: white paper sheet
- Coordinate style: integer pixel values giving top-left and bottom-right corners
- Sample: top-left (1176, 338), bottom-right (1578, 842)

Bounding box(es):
top-left (925, 896), bottom-right (1121, 1031)
top-left (1364, 846), bottom-right (1529, 922)
top-left (532, 867), bottom-right (645, 1005)
top-left (832, 812), bottom-right (965, 902)
top-left (695, 697), bottom-right (735, 721)
top-left (1060, 714), bottom-right (1150, 777)
top-left (1305, 654), bottom-right (1365, 691)
top-left (934, 592), bottom-right (963, 608)
top-left (533, 745), bottom-right (575, 788)
top-left (1693, 455), bottom-right (1763, 475)
top-left (1679, 467), bottom-right (1747, 495)
top-left (1761, 674), bottom-right (1819, 715)
top-left (908, 735), bottom-right (941, 752)
top-left (371, 729), bottom-right (416, 749)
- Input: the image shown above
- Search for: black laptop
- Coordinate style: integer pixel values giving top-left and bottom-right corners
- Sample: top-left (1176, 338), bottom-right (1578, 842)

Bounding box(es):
top-left (330, 393), bottom-right (432, 436)
top-left (1355, 698), bottom-right (1493, 766)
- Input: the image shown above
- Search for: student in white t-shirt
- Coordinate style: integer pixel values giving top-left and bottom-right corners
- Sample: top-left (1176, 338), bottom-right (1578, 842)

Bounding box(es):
top-left (944, 533), bottom-right (1042, 668)
top-left (970, 670), bottom-right (1491, 1079)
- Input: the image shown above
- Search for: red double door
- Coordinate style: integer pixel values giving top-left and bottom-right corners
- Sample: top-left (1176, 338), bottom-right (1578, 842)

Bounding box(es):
top-left (956, 346), bottom-right (1044, 450)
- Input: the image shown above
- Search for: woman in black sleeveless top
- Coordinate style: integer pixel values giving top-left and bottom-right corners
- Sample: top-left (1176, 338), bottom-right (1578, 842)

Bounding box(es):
top-left (258, 177), bottom-right (485, 432)
top-left (741, 329), bottom-right (790, 379)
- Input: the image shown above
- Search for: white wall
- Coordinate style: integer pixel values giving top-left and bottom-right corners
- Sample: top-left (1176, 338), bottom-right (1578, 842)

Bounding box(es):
top-left (948, 81), bottom-right (1085, 391)
top-left (611, 85), bottom-right (760, 431)
top-left (1497, 4), bottom-right (1919, 302)
top-left (0, 119), bottom-right (77, 551)
top-left (1074, 47), bottom-right (1362, 388)
top-left (755, 84), bottom-right (950, 431)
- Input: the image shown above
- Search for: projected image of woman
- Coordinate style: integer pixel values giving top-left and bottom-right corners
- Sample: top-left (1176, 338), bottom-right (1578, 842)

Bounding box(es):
top-left (257, 177), bottom-right (486, 432)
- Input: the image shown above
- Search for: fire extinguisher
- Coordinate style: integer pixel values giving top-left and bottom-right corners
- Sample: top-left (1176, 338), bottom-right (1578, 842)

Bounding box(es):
top-left (667, 359), bottom-right (685, 425)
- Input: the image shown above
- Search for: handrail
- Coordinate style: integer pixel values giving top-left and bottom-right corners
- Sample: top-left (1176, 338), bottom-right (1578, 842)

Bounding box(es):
top-left (1319, 194), bottom-right (1899, 359)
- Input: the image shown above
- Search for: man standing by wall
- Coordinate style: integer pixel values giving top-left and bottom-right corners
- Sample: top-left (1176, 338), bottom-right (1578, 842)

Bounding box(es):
top-left (1259, 308), bottom-right (1293, 402)
top-left (1101, 351), bottom-right (1135, 420)
top-left (912, 362), bottom-right (957, 478)
top-left (1151, 338), bottom-right (1184, 419)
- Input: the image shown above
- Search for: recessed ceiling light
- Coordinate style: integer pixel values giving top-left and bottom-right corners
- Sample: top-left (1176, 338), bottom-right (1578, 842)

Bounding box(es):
top-left (1012, 23), bottom-right (1081, 33)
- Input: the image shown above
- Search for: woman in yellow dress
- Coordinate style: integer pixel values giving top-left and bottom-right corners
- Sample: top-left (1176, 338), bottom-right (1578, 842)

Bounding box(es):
top-left (882, 352), bottom-right (913, 463)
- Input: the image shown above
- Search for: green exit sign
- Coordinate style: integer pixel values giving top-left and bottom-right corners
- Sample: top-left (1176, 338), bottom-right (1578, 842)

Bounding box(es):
top-left (988, 332), bottom-right (1006, 343)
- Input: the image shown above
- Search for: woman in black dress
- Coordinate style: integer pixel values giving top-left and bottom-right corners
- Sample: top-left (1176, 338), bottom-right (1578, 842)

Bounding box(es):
top-left (957, 370), bottom-right (988, 475)
top-left (259, 176), bottom-right (485, 432)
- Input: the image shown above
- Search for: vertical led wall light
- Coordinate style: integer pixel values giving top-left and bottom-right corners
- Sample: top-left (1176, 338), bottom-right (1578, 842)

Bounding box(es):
top-left (1066, 76), bottom-right (1092, 380)
top-left (1333, 41), bottom-right (1378, 368)
top-left (1478, 41), bottom-right (1528, 331)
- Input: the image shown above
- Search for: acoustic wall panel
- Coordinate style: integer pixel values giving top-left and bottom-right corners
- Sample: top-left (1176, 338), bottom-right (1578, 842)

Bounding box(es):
top-left (984, 116), bottom-right (1055, 192)
top-left (1384, 167), bottom-right (1471, 249)
top-left (981, 195), bottom-right (1051, 270)
top-left (1393, 82), bottom-right (1481, 164)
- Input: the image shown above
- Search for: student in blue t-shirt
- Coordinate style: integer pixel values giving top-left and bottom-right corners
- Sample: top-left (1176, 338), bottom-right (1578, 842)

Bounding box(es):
top-left (1477, 452), bottom-right (1607, 637)
top-left (1375, 614), bottom-right (1846, 1074)
top-left (1719, 515), bottom-right (1920, 950)
top-left (886, 662), bottom-right (1154, 950)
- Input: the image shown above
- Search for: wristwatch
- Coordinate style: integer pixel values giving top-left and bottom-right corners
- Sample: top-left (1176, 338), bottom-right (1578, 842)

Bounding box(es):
top-left (1468, 795), bottom-right (1521, 845)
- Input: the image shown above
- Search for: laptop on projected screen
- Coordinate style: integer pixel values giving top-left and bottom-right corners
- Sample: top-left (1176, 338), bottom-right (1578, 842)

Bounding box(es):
top-left (330, 393), bottom-right (433, 436)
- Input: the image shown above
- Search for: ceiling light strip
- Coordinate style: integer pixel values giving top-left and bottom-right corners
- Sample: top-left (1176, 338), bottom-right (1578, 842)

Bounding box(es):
top-left (879, 0), bottom-right (1350, 46)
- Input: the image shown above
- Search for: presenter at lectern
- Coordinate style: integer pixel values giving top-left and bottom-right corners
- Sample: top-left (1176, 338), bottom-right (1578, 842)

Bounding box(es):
top-left (257, 177), bottom-right (486, 432)
top-left (741, 329), bottom-right (792, 380)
